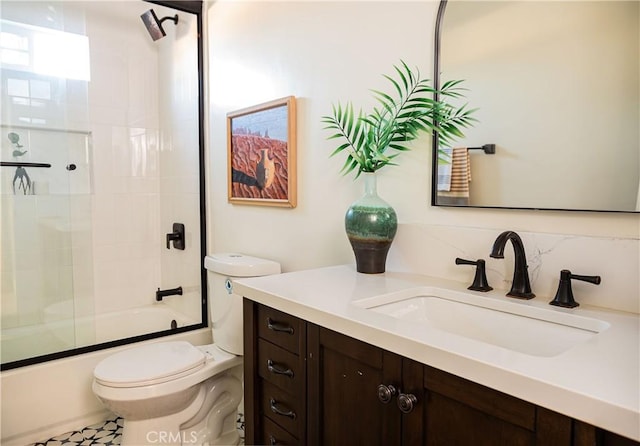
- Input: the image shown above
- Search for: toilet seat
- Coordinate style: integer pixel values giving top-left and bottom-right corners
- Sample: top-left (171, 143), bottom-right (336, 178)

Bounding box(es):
top-left (94, 341), bottom-right (206, 388)
top-left (92, 341), bottom-right (243, 403)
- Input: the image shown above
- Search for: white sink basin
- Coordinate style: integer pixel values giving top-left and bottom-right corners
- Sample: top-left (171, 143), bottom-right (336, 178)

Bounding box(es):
top-left (354, 287), bottom-right (610, 357)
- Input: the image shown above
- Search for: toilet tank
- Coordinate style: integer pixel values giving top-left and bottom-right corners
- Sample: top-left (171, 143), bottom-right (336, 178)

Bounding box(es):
top-left (204, 253), bottom-right (281, 355)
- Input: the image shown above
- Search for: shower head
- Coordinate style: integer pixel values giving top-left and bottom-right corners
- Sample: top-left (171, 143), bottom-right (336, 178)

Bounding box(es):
top-left (140, 9), bottom-right (178, 41)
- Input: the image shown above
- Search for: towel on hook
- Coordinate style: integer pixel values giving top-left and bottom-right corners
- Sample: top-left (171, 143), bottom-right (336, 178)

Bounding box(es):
top-left (438, 147), bottom-right (471, 205)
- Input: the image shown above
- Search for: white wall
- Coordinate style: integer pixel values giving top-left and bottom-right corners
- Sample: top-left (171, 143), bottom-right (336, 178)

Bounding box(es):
top-left (206, 0), bottom-right (639, 288)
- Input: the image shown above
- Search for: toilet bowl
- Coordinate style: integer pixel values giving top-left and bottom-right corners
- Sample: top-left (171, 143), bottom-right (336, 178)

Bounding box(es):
top-left (91, 254), bottom-right (281, 446)
top-left (93, 342), bottom-right (243, 445)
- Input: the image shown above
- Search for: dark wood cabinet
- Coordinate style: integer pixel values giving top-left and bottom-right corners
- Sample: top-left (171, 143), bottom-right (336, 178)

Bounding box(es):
top-left (419, 364), bottom-right (573, 445)
top-left (243, 300), bottom-right (639, 446)
top-left (574, 421), bottom-right (640, 446)
top-left (244, 299), bottom-right (307, 445)
top-left (306, 324), bottom-right (402, 446)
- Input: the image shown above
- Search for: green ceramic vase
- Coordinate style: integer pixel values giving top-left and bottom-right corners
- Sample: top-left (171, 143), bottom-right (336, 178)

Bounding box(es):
top-left (345, 172), bottom-right (398, 274)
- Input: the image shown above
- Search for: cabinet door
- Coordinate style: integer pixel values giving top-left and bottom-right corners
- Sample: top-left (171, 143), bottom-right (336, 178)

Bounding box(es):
top-left (422, 364), bottom-right (536, 446)
top-left (419, 365), bottom-right (572, 446)
top-left (307, 325), bottom-right (403, 446)
top-left (574, 421), bottom-right (640, 446)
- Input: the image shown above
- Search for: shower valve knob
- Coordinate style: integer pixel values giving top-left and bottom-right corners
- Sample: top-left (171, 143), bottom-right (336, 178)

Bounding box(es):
top-left (166, 223), bottom-right (185, 250)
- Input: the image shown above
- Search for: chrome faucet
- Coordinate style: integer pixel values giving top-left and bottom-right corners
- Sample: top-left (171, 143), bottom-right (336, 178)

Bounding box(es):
top-left (489, 231), bottom-right (535, 299)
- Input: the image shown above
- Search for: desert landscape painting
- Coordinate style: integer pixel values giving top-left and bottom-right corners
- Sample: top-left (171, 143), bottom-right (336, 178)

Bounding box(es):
top-left (227, 96), bottom-right (296, 207)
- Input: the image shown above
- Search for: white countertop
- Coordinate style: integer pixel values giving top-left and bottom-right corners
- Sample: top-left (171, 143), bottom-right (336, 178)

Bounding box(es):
top-left (234, 265), bottom-right (640, 441)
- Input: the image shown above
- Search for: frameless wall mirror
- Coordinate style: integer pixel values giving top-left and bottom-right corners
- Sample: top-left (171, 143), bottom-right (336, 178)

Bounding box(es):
top-left (432, 0), bottom-right (639, 212)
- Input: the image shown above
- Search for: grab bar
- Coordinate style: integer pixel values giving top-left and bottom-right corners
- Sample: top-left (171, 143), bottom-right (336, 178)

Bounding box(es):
top-left (1, 161), bottom-right (51, 168)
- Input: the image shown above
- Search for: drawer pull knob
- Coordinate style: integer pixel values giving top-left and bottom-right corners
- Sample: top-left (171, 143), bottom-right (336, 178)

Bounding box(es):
top-left (267, 359), bottom-right (294, 378)
top-left (267, 317), bottom-right (294, 335)
top-left (269, 435), bottom-right (278, 445)
top-left (270, 398), bottom-right (296, 419)
top-left (397, 392), bottom-right (418, 414)
top-left (377, 384), bottom-right (397, 404)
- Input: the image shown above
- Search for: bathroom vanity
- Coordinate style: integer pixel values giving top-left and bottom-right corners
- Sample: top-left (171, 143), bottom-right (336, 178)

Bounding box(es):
top-left (236, 265), bottom-right (640, 445)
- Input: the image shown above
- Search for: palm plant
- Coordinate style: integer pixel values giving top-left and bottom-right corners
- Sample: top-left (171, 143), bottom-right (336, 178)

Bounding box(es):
top-left (322, 61), bottom-right (476, 178)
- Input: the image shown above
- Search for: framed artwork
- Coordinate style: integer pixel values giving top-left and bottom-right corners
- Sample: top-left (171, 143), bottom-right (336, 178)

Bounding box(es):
top-left (227, 96), bottom-right (297, 207)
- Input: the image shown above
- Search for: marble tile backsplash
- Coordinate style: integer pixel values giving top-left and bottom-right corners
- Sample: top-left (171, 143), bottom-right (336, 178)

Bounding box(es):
top-left (387, 223), bottom-right (639, 314)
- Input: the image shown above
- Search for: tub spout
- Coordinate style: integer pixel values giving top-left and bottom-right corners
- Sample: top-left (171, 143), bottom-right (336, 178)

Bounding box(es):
top-left (156, 286), bottom-right (182, 301)
top-left (490, 231), bottom-right (535, 299)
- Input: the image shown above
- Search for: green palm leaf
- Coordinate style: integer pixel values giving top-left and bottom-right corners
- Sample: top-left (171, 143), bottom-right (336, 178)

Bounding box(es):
top-left (322, 60), bottom-right (476, 178)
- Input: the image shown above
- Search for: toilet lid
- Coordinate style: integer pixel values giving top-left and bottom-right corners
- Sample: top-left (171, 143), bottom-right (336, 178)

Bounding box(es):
top-left (94, 341), bottom-right (206, 388)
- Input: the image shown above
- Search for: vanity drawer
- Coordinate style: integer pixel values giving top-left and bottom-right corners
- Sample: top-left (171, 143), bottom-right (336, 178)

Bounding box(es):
top-left (257, 338), bottom-right (303, 392)
top-left (257, 304), bottom-right (304, 355)
top-left (260, 379), bottom-right (303, 439)
top-left (260, 416), bottom-right (298, 445)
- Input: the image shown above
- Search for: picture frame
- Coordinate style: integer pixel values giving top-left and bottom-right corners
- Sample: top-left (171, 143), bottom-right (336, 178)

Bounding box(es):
top-left (227, 96), bottom-right (297, 207)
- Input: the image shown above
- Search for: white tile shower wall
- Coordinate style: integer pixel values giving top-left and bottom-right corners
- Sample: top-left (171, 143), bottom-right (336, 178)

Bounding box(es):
top-left (82, 2), bottom-right (203, 318)
top-left (158, 9), bottom-right (203, 323)
top-left (87, 4), bottom-right (164, 314)
top-left (387, 223), bottom-right (640, 314)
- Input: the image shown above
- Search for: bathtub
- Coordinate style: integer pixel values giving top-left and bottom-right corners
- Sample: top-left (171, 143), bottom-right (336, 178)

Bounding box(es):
top-left (1, 303), bottom-right (197, 364)
top-left (0, 322), bottom-right (70, 364)
top-left (44, 302), bottom-right (198, 352)
top-left (0, 305), bottom-right (211, 446)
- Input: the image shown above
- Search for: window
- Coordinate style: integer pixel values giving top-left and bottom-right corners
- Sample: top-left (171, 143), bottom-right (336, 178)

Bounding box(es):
top-left (1, 19), bottom-right (90, 81)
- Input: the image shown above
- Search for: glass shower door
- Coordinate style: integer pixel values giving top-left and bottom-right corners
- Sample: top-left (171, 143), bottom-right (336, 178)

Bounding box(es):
top-left (1, 0), bottom-right (206, 370)
top-left (0, 3), bottom-right (94, 363)
top-left (0, 127), bottom-right (91, 363)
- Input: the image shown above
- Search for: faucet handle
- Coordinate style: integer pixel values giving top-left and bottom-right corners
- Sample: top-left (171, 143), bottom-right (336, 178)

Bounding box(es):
top-left (166, 223), bottom-right (185, 250)
top-left (455, 258), bottom-right (493, 292)
top-left (550, 269), bottom-right (601, 308)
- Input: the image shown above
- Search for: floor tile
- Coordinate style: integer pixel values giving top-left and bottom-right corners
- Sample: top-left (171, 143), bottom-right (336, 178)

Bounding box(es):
top-left (32, 413), bottom-right (243, 445)
top-left (30, 417), bottom-right (121, 446)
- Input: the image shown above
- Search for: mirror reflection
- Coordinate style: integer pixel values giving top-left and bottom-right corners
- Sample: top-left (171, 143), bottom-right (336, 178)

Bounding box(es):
top-left (434, 0), bottom-right (639, 212)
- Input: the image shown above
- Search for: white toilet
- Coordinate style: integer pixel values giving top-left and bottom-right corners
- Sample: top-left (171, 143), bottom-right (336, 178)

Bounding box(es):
top-left (92, 253), bottom-right (281, 446)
